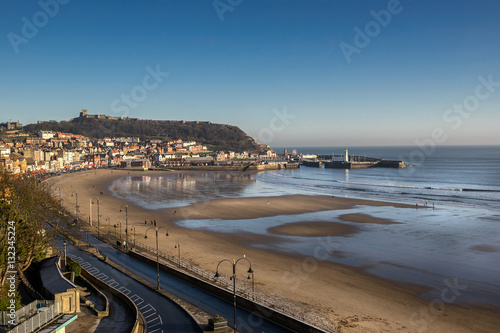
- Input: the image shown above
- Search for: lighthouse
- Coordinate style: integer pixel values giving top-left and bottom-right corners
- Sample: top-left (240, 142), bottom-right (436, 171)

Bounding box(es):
top-left (344, 148), bottom-right (349, 162)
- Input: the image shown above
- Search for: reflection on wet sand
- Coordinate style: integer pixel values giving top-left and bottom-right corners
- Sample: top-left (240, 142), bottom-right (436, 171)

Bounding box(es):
top-left (110, 172), bottom-right (256, 209)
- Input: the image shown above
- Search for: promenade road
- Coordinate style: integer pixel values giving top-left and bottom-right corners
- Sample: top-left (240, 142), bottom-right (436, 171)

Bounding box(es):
top-left (85, 234), bottom-right (293, 333)
top-left (65, 241), bottom-right (202, 333)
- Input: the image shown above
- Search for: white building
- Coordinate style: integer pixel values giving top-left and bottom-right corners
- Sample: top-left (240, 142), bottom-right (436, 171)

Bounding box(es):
top-left (0, 145), bottom-right (11, 157)
top-left (182, 141), bottom-right (197, 147)
top-left (260, 151), bottom-right (277, 160)
top-left (39, 131), bottom-right (54, 139)
top-left (155, 154), bottom-right (177, 162)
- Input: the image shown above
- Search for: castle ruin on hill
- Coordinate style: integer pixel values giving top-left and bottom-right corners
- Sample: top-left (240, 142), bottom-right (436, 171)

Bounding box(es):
top-left (79, 109), bottom-right (123, 120)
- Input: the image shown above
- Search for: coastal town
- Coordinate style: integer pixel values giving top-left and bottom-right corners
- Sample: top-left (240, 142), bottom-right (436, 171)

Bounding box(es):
top-left (2, 1), bottom-right (499, 333)
top-left (0, 118), bottom-right (282, 175)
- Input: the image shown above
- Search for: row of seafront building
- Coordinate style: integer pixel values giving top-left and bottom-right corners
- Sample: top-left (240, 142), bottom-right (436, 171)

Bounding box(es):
top-left (0, 129), bottom-right (280, 175)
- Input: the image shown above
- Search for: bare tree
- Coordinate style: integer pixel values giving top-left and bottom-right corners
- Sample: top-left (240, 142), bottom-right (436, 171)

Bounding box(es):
top-left (0, 171), bottom-right (64, 288)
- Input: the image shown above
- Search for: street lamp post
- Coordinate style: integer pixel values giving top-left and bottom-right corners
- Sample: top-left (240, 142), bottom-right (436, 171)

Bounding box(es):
top-left (71, 191), bottom-right (78, 221)
top-left (63, 240), bottom-right (67, 269)
top-left (214, 257), bottom-right (253, 333)
top-left (131, 227), bottom-right (136, 248)
top-left (120, 205), bottom-right (128, 252)
top-left (174, 243), bottom-right (181, 267)
top-left (89, 199), bottom-right (92, 226)
top-left (105, 217), bottom-right (110, 235)
top-left (56, 187), bottom-right (62, 205)
top-left (145, 227), bottom-right (169, 290)
top-left (114, 222), bottom-right (122, 241)
top-left (92, 198), bottom-right (100, 239)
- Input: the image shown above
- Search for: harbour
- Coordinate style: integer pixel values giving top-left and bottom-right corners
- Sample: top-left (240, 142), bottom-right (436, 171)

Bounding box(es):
top-left (299, 149), bottom-right (410, 169)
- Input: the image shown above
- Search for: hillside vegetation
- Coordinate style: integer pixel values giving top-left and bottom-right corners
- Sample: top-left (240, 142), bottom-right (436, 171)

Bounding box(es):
top-left (22, 117), bottom-right (266, 152)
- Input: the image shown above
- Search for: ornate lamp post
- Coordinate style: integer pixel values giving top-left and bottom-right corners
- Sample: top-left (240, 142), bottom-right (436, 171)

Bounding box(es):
top-left (120, 205), bottom-right (128, 251)
top-left (174, 242), bottom-right (181, 267)
top-left (92, 198), bottom-right (100, 239)
top-left (145, 227), bottom-right (169, 290)
top-left (214, 257), bottom-right (253, 333)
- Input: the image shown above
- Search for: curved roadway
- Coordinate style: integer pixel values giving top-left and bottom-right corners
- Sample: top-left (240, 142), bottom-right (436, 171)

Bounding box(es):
top-left (84, 234), bottom-right (293, 333)
top-left (66, 242), bottom-right (201, 333)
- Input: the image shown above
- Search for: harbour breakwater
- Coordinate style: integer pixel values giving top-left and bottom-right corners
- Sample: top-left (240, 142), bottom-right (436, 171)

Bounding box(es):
top-left (324, 159), bottom-right (408, 169)
top-left (302, 154), bottom-right (409, 169)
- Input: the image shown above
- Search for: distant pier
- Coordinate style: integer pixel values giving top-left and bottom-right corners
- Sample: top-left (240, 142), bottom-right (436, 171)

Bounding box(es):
top-left (302, 160), bottom-right (322, 168)
top-left (300, 149), bottom-right (410, 169)
top-left (324, 159), bottom-right (409, 169)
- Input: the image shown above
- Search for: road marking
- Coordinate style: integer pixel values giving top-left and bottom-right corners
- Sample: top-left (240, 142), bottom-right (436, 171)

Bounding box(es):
top-left (141, 304), bottom-right (154, 315)
top-left (148, 320), bottom-right (162, 327)
top-left (148, 320), bottom-right (161, 327)
top-left (130, 295), bottom-right (144, 306)
top-left (87, 267), bottom-right (99, 275)
top-left (148, 328), bottom-right (162, 333)
top-left (141, 303), bottom-right (155, 311)
top-left (147, 316), bottom-right (161, 323)
top-left (145, 312), bottom-right (157, 319)
top-left (68, 253), bottom-right (164, 332)
top-left (70, 255), bottom-right (84, 263)
top-left (118, 286), bottom-right (131, 295)
top-left (107, 279), bottom-right (119, 288)
top-left (81, 262), bottom-right (92, 269)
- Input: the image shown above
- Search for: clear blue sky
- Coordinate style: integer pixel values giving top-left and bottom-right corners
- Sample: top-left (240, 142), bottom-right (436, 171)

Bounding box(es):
top-left (1, 0), bottom-right (499, 147)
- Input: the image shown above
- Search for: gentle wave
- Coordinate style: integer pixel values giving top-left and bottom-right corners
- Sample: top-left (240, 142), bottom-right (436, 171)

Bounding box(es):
top-left (258, 171), bottom-right (500, 212)
top-left (336, 180), bottom-right (500, 193)
top-left (460, 188), bottom-right (500, 193)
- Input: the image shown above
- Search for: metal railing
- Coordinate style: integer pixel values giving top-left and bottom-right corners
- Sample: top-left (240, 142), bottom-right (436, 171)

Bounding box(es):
top-left (131, 239), bottom-right (333, 331)
top-left (0, 300), bottom-right (50, 326)
top-left (5, 301), bottom-right (59, 333)
top-left (101, 232), bottom-right (336, 332)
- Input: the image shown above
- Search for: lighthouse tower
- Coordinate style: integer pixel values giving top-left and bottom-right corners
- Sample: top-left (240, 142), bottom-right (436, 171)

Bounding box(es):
top-left (344, 148), bottom-right (349, 162)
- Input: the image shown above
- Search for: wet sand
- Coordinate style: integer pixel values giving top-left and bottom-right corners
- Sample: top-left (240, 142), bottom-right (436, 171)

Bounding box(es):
top-left (339, 213), bottom-right (400, 225)
top-left (48, 169), bottom-right (500, 333)
top-left (268, 221), bottom-right (360, 237)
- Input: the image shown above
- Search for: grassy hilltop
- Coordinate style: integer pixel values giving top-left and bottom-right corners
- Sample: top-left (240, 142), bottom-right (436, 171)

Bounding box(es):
top-left (22, 116), bottom-right (267, 152)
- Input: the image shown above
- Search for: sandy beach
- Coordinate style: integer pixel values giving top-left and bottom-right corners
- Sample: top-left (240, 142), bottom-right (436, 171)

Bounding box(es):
top-left (48, 169), bottom-right (500, 333)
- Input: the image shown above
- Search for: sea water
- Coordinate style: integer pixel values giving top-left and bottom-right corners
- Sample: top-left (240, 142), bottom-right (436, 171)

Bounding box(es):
top-left (110, 146), bottom-right (500, 306)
